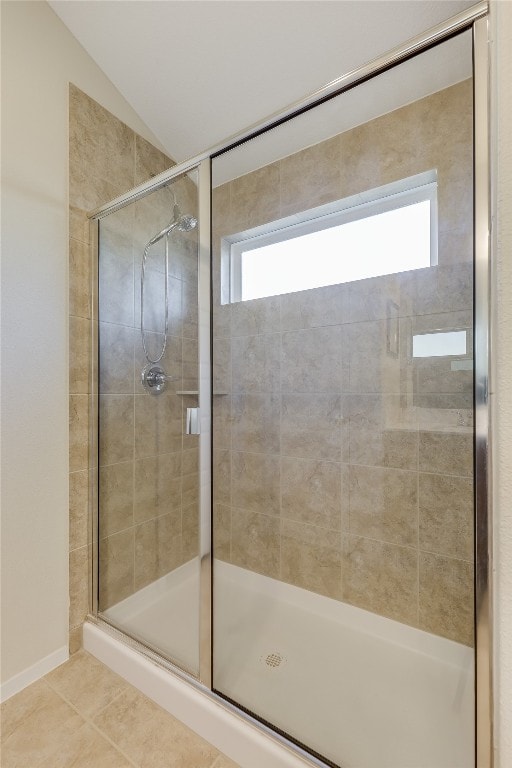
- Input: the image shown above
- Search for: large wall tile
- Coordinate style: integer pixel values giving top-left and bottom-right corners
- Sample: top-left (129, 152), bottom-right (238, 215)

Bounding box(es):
top-left (281, 393), bottom-right (346, 462)
top-left (346, 272), bottom-right (414, 324)
top-left (342, 536), bottom-right (418, 625)
top-left (419, 552), bottom-right (473, 645)
top-left (69, 470), bottom-right (89, 552)
top-left (134, 393), bottom-right (182, 458)
top-left (280, 283), bottom-right (347, 332)
top-left (70, 85), bottom-right (135, 192)
top-left (414, 263), bottom-right (473, 316)
top-left (231, 509), bottom-right (280, 579)
top-left (70, 316), bottom-right (91, 394)
top-left (419, 473), bottom-right (474, 560)
top-left (231, 451), bottom-right (280, 515)
top-left (182, 279), bottom-right (198, 340)
top-left (181, 447), bottom-right (197, 476)
top-left (349, 465), bottom-right (417, 546)
top-left (348, 394), bottom-right (418, 470)
top-left (99, 462), bottom-right (134, 537)
top-left (69, 238), bottom-right (91, 320)
top-left (182, 337), bottom-right (198, 392)
top-left (99, 323), bottom-right (134, 394)
top-left (69, 205), bottom-right (90, 245)
top-left (230, 163), bottom-right (280, 231)
top-left (132, 453), bottom-right (182, 524)
top-left (135, 134), bottom-right (174, 185)
top-left (213, 449), bottom-right (231, 506)
top-left (339, 120), bottom-right (384, 198)
top-left (98, 245), bottom-right (134, 327)
top-left (281, 520), bottom-right (341, 600)
top-left (99, 395), bottom-right (134, 466)
top-left (419, 430), bottom-right (473, 477)
top-left (213, 338), bottom-right (231, 394)
top-left (438, 175), bottom-right (473, 235)
top-left (214, 505), bottom-right (231, 562)
top-left (438, 229), bottom-right (473, 266)
top-left (281, 457), bottom-right (342, 530)
top-left (69, 159), bottom-right (122, 216)
top-left (415, 358), bottom-right (473, 396)
top-left (232, 333), bottom-right (280, 393)
top-left (99, 530), bottom-right (134, 610)
top-left (213, 395), bottom-right (231, 451)
top-left (70, 395), bottom-right (89, 473)
top-left (69, 545), bottom-right (90, 630)
top-left (280, 136), bottom-right (341, 217)
top-left (231, 296), bottom-right (280, 336)
top-left (213, 303), bottom-right (232, 339)
top-left (346, 320), bottom-right (402, 394)
top-left (134, 519), bottom-right (160, 590)
top-left (281, 326), bottom-right (344, 393)
top-left (231, 394), bottom-right (280, 454)
top-left (182, 503), bottom-right (199, 562)
top-left (182, 470), bottom-right (199, 510)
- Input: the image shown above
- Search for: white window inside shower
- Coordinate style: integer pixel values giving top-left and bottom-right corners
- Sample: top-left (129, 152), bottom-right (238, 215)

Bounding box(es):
top-left (225, 170), bottom-right (438, 303)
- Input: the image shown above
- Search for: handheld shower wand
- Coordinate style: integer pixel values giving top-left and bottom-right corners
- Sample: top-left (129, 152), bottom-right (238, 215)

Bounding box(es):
top-left (140, 191), bottom-right (198, 392)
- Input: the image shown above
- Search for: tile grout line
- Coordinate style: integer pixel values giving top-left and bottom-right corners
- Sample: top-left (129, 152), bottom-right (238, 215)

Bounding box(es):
top-left (44, 672), bottom-right (140, 768)
top-left (0, 678), bottom-right (57, 745)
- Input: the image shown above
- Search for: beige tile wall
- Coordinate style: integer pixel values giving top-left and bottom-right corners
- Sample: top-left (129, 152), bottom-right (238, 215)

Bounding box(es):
top-left (68, 85), bottom-right (199, 648)
top-left (212, 80), bottom-right (474, 646)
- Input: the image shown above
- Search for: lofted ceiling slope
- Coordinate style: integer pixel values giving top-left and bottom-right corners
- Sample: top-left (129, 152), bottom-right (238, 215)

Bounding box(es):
top-left (49, 0), bottom-right (476, 164)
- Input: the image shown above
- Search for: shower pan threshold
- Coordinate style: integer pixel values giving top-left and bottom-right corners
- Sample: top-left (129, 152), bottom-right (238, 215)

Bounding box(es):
top-left (85, 560), bottom-right (473, 768)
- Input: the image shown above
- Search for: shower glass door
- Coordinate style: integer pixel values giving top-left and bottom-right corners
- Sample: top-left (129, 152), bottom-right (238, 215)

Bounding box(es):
top-left (211, 31), bottom-right (475, 768)
top-left (96, 168), bottom-right (203, 677)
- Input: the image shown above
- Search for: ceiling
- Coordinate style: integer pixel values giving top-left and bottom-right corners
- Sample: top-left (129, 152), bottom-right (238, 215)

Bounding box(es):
top-left (49, 0), bottom-right (476, 166)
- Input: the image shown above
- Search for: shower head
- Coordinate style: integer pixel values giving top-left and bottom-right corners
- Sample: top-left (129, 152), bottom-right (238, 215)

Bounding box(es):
top-left (145, 213), bottom-right (197, 247)
top-left (176, 214), bottom-right (198, 232)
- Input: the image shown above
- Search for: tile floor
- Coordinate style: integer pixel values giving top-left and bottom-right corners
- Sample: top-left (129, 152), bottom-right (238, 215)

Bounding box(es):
top-left (0, 651), bottom-right (240, 768)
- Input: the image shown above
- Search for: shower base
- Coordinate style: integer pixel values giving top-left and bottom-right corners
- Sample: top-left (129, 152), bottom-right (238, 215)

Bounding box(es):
top-left (87, 559), bottom-right (473, 768)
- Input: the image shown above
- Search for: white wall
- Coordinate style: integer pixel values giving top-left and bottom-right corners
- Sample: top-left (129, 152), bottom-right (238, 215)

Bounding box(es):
top-left (491, 2), bottom-right (512, 766)
top-left (0, 0), bottom-right (166, 690)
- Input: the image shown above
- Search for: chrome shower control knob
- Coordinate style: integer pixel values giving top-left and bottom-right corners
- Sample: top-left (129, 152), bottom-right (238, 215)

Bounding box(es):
top-left (141, 364), bottom-right (176, 395)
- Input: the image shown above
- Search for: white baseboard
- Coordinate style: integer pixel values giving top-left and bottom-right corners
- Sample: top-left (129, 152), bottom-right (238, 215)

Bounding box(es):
top-left (0, 645), bottom-right (69, 703)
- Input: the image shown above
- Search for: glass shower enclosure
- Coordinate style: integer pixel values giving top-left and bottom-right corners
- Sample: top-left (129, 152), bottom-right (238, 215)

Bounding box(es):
top-left (89, 11), bottom-right (490, 768)
top-left (93, 166), bottom-right (211, 680)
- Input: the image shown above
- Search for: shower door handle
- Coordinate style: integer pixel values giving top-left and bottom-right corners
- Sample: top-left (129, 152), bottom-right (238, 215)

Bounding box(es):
top-left (186, 407), bottom-right (200, 435)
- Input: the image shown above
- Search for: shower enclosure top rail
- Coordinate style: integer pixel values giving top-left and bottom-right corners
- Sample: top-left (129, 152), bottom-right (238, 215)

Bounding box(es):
top-left (87, 0), bottom-right (488, 222)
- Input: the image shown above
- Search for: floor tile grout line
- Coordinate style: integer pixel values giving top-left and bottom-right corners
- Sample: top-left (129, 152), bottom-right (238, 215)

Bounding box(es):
top-left (44, 654), bottom-right (230, 768)
top-left (43, 673), bottom-right (140, 768)
top-left (84, 719), bottom-right (140, 768)
top-left (0, 678), bottom-right (59, 745)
